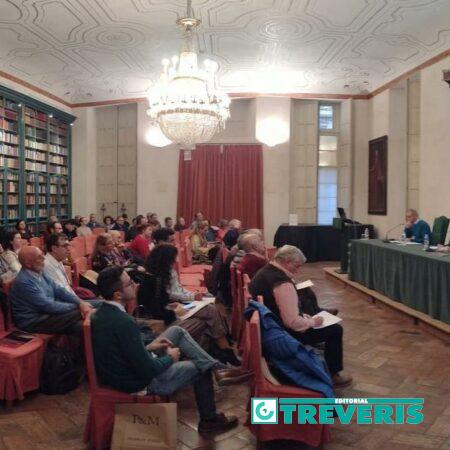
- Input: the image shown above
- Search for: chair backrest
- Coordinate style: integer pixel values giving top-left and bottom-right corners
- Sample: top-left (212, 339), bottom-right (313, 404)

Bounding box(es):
top-left (266, 246), bottom-right (277, 260)
top-left (64, 265), bottom-right (73, 286)
top-left (174, 231), bottom-right (181, 246)
top-left (85, 234), bottom-right (97, 255)
top-left (29, 237), bottom-right (43, 251)
top-left (82, 313), bottom-right (99, 391)
top-left (2, 279), bottom-right (14, 331)
top-left (220, 246), bottom-right (230, 263)
top-left (248, 311), bottom-right (263, 383)
top-left (180, 229), bottom-right (191, 243)
top-left (242, 273), bottom-right (251, 310)
top-left (230, 265), bottom-right (238, 305)
top-left (93, 227), bottom-right (105, 236)
top-left (20, 239), bottom-right (29, 248)
top-left (72, 256), bottom-right (88, 287)
top-left (432, 216), bottom-right (450, 245)
top-left (184, 238), bottom-right (193, 266)
top-left (69, 236), bottom-right (86, 260)
top-left (0, 303), bottom-right (5, 333)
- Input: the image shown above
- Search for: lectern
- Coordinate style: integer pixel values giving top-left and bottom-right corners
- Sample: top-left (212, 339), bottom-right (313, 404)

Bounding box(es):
top-left (333, 218), bottom-right (375, 274)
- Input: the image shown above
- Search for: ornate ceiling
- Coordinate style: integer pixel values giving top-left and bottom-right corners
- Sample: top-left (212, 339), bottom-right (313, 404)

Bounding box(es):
top-left (0, 0), bottom-right (449, 104)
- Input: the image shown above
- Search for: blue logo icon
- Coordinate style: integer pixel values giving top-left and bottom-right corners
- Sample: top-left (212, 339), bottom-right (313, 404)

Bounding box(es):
top-left (251, 398), bottom-right (278, 424)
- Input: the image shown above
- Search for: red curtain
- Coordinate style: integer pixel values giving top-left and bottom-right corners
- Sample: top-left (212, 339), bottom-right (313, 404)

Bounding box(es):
top-left (177, 144), bottom-right (263, 229)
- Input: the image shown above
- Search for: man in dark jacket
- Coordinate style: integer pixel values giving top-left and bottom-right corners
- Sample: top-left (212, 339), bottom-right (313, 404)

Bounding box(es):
top-left (92, 266), bottom-right (250, 434)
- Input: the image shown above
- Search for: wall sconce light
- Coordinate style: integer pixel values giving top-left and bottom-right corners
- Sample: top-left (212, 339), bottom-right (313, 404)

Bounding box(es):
top-left (256, 117), bottom-right (290, 147)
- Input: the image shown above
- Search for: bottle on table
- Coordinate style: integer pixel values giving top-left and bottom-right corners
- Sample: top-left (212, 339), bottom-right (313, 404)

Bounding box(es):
top-left (400, 232), bottom-right (407, 244)
top-left (363, 228), bottom-right (370, 240)
top-left (423, 234), bottom-right (429, 251)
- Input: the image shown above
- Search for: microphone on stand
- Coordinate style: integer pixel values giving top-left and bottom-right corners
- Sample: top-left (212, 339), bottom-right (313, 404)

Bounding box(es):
top-left (383, 223), bottom-right (404, 243)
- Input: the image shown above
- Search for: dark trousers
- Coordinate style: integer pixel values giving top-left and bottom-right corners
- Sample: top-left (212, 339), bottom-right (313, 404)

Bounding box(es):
top-left (193, 371), bottom-right (217, 420)
top-left (24, 310), bottom-right (82, 334)
top-left (293, 323), bottom-right (344, 375)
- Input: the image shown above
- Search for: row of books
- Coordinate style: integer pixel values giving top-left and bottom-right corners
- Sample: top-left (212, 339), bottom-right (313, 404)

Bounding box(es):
top-left (0, 130), bottom-right (18, 144)
top-left (25, 115), bottom-right (47, 130)
top-left (24, 107), bottom-right (47, 120)
top-left (25, 161), bottom-right (47, 171)
top-left (6, 195), bottom-right (19, 205)
top-left (0, 156), bottom-right (19, 169)
top-left (49, 125), bottom-right (68, 136)
top-left (27, 174), bottom-right (46, 183)
top-left (25, 149), bottom-right (47, 161)
top-left (25, 139), bottom-right (47, 150)
top-left (25, 126), bottom-right (47, 140)
top-left (0, 144), bottom-right (19, 157)
top-left (0, 118), bottom-right (18, 132)
top-left (49, 155), bottom-right (66, 165)
top-left (49, 136), bottom-right (67, 146)
top-left (49, 165), bottom-right (68, 175)
top-left (49, 144), bottom-right (68, 155)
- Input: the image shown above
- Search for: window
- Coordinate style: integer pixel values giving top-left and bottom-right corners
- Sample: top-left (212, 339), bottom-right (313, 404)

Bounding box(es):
top-left (319, 104), bottom-right (333, 130)
top-left (317, 103), bottom-right (339, 225)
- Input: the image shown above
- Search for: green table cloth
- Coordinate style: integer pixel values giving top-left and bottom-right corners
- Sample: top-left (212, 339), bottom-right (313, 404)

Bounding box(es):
top-left (348, 239), bottom-right (450, 325)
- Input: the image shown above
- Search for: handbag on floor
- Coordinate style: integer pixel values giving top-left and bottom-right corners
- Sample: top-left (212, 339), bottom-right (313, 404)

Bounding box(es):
top-left (111, 403), bottom-right (177, 450)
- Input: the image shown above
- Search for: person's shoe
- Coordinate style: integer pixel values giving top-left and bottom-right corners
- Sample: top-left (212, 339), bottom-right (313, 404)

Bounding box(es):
top-left (324, 308), bottom-right (339, 315)
top-left (214, 368), bottom-right (253, 386)
top-left (198, 413), bottom-right (239, 434)
top-left (332, 373), bottom-right (353, 388)
top-left (215, 348), bottom-right (241, 366)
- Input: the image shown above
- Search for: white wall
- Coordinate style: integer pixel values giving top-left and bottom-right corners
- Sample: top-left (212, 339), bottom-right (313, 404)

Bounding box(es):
top-left (419, 55), bottom-right (450, 233)
top-left (71, 107), bottom-right (97, 215)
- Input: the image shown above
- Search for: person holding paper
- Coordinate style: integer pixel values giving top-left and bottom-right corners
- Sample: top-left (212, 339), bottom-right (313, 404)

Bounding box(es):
top-left (248, 245), bottom-right (352, 388)
top-left (138, 244), bottom-right (241, 366)
top-left (93, 266), bottom-right (252, 435)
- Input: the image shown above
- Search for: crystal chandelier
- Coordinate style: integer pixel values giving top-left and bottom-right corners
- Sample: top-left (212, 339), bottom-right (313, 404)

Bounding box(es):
top-left (146, 0), bottom-right (230, 150)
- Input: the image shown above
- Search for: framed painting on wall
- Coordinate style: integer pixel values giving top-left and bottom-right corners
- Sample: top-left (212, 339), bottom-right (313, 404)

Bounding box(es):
top-left (368, 135), bottom-right (388, 215)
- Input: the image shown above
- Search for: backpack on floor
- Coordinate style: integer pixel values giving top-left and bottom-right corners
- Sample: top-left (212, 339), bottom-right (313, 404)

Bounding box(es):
top-left (40, 343), bottom-right (81, 395)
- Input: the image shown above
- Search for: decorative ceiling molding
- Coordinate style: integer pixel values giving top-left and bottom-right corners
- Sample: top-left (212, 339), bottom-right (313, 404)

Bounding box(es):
top-left (0, 0), bottom-right (449, 104)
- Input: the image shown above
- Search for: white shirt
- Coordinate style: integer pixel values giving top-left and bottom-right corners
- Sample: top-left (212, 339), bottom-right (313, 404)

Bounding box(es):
top-left (44, 253), bottom-right (75, 294)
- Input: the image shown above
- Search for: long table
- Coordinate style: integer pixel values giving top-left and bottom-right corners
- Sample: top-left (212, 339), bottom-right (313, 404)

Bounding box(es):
top-left (349, 239), bottom-right (450, 325)
top-left (273, 224), bottom-right (340, 262)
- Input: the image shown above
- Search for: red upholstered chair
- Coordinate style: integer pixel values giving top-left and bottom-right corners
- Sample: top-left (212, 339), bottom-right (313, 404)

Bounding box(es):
top-left (179, 238), bottom-right (210, 274)
top-left (85, 234), bottom-right (97, 256)
top-left (246, 310), bottom-right (330, 448)
top-left (180, 228), bottom-right (191, 243)
top-left (230, 266), bottom-right (240, 340)
top-left (0, 291), bottom-right (46, 405)
top-left (64, 264), bottom-right (73, 286)
top-left (69, 236), bottom-right (86, 260)
top-left (19, 239), bottom-right (29, 248)
top-left (83, 313), bottom-right (167, 450)
top-left (29, 237), bottom-right (44, 250)
top-left (72, 256), bottom-right (88, 287)
top-left (93, 227), bottom-right (105, 236)
top-left (266, 246), bottom-right (277, 260)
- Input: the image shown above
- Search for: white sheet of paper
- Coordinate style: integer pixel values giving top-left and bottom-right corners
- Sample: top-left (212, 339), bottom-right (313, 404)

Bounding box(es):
top-left (405, 242), bottom-right (421, 245)
top-left (296, 280), bottom-right (314, 290)
top-left (312, 310), bottom-right (342, 329)
top-left (177, 298), bottom-right (215, 321)
top-left (288, 214), bottom-right (298, 226)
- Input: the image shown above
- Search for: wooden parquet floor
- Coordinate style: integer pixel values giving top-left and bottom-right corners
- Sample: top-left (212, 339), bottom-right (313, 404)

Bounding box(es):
top-left (1, 262), bottom-right (450, 450)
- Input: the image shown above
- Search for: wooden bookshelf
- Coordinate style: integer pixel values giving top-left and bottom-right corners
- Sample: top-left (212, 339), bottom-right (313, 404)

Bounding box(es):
top-left (0, 86), bottom-right (75, 235)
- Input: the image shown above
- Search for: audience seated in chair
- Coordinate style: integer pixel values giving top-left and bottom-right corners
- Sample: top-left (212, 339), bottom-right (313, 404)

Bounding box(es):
top-left (0, 231), bottom-right (22, 285)
top-left (87, 213), bottom-right (101, 230)
top-left (129, 223), bottom-right (154, 261)
top-left (223, 219), bottom-right (242, 249)
top-left (103, 215), bottom-right (114, 231)
top-left (248, 245), bottom-right (352, 388)
top-left (111, 215), bottom-right (128, 232)
top-left (190, 221), bottom-right (213, 263)
top-left (190, 212), bottom-right (204, 230)
top-left (44, 233), bottom-right (76, 294)
top-left (164, 217), bottom-right (174, 229)
top-left (10, 246), bottom-right (100, 334)
top-left (63, 220), bottom-right (78, 241)
top-left (216, 219), bottom-right (229, 241)
top-left (16, 220), bottom-right (33, 240)
top-left (137, 244), bottom-right (241, 365)
top-left (126, 214), bottom-right (148, 242)
top-left (91, 234), bottom-right (117, 273)
top-left (47, 220), bottom-right (63, 237)
top-left (93, 266), bottom-right (251, 434)
top-left (174, 216), bottom-right (188, 232)
top-left (237, 233), bottom-right (267, 279)
top-left (76, 217), bottom-right (93, 237)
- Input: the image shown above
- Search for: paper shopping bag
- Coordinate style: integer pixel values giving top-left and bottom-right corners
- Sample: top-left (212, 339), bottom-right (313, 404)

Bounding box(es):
top-left (111, 403), bottom-right (177, 450)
